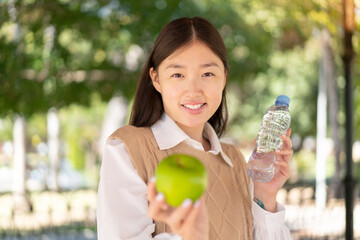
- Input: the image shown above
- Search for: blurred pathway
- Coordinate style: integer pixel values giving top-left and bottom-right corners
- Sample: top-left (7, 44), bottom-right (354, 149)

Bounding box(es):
top-left (0, 189), bottom-right (359, 239)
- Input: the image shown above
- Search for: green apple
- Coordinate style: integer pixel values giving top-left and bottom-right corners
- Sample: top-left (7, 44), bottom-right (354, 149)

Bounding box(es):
top-left (155, 154), bottom-right (208, 207)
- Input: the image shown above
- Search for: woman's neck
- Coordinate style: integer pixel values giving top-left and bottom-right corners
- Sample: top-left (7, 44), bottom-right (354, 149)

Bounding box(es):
top-left (175, 122), bottom-right (211, 151)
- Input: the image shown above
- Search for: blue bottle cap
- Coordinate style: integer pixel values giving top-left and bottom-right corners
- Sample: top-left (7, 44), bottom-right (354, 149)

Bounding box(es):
top-left (275, 95), bottom-right (290, 107)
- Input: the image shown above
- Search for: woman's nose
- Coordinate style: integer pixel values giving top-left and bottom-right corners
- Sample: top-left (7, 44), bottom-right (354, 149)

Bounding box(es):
top-left (185, 76), bottom-right (202, 94)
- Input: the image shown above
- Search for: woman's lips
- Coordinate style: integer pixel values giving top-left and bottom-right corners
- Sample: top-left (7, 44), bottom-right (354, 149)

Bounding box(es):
top-left (181, 103), bottom-right (206, 113)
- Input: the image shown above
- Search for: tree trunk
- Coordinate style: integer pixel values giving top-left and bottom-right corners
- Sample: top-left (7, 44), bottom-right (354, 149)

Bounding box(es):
top-left (47, 108), bottom-right (60, 191)
top-left (321, 29), bottom-right (342, 199)
top-left (315, 30), bottom-right (328, 210)
top-left (343, 0), bottom-right (355, 238)
top-left (12, 115), bottom-right (31, 212)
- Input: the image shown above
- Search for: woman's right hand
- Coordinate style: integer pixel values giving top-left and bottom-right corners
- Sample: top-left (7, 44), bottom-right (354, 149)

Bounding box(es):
top-left (147, 179), bottom-right (209, 240)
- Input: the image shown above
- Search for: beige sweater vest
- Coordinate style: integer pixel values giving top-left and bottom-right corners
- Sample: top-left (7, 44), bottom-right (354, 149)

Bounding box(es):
top-left (110, 125), bottom-right (253, 240)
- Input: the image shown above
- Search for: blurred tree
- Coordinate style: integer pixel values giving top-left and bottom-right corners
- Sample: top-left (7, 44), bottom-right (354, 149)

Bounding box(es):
top-left (47, 108), bottom-right (60, 191)
top-left (0, 0), bottom-right (359, 203)
top-left (58, 93), bottom-right (106, 172)
top-left (0, 0), bottom-right (278, 116)
top-left (0, 0), bottom-right (359, 139)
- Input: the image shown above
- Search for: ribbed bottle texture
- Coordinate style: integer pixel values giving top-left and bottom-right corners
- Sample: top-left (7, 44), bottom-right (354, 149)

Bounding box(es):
top-left (246, 95), bottom-right (291, 182)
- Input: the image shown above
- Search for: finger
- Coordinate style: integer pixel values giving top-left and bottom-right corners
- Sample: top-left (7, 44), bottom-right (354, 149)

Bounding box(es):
top-left (167, 199), bottom-right (193, 231)
top-left (182, 198), bottom-right (203, 229)
top-left (147, 177), bottom-right (157, 202)
top-left (148, 193), bottom-right (169, 221)
top-left (275, 149), bottom-right (293, 156)
top-left (148, 179), bottom-right (170, 211)
top-left (274, 161), bottom-right (291, 177)
top-left (281, 134), bottom-right (292, 149)
top-left (286, 128), bottom-right (292, 137)
top-left (274, 160), bottom-right (289, 168)
top-left (274, 158), bottom-right (290, 171)
top-left (275, 151), bottom-right (292, 164)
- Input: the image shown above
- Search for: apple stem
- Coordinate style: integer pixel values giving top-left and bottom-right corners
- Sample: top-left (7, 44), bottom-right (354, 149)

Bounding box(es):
top-left (176, 157), bottom-right (183, 167)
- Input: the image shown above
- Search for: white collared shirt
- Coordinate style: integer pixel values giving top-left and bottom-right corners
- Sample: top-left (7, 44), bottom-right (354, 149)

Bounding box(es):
top-left (97, 113), bottom-right (292, 240)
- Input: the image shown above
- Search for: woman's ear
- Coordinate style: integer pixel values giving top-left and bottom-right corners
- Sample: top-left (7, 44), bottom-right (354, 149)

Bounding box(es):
top-left (150, 67), bottom-right (161, 93)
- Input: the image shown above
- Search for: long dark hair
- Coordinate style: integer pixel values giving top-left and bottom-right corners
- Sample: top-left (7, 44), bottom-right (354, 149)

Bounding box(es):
top-left (129, 17), bottom-right (229, 137)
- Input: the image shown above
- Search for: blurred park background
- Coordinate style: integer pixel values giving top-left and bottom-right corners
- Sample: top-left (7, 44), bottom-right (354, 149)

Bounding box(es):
top-left (1, 0), bottom-right (360, 239)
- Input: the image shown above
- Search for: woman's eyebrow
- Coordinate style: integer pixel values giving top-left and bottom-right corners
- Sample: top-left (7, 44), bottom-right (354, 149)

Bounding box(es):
top-left (200, 62), bottom-right (220, 68)
top-left (165, 64), bottom-right (185, 69)
top-left (165, 62), bottom-right (220, 69)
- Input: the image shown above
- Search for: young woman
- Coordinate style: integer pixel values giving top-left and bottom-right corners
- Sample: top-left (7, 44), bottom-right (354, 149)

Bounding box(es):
top-left (97, 17), bottom-right (293, 240)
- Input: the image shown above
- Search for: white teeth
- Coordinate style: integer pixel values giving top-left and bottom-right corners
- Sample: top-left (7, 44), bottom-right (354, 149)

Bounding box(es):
top-left (183, 104), bottom-right (204, 110)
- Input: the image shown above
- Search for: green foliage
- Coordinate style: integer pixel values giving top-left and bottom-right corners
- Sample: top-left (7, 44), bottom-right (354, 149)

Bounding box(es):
top-left (58, 93), bottom-right (106, 170)
top-left (0, 93), bottom-right (106, 172)
top-left (0, 117), bottom-right (13, 142)
top-left (293, 150), bottom-right (317, 179)
top-left (292, 150), bottom-right (338, 180)
top-left (0, 0), bottom-right (359, 142)
top-left (68, 134), bottom-right (86, 170)
top-left (27, 113), bottom-right (47, 141)
top-left (0, 0), bottom-right (277, 117)
top-left (228, 41), bottom-right (320, 140)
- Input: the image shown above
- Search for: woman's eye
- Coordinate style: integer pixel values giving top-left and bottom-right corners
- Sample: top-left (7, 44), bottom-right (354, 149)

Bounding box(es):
top-left (202, 72), bottom-right (214, 77)
top-left (171, 73), bottom-right (183, 78)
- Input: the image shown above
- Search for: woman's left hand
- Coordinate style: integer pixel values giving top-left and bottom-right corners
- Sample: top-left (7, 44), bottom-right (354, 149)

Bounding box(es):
top-left (253, 128), bottom-right (293, 212)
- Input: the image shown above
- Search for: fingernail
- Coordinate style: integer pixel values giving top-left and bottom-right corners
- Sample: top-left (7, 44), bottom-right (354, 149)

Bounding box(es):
top-left (150, 176), bottom-right (156, 183)
top-left (275, 149), bottom-right (280, 153)
top-left (156, 193), bottom-right (164, 202)
top-left (194, 200), bottom-right (200, 208)
top-left (181, 198), bottom-right (192, 208)
top-left (161, 205), bottom-right (169, 210)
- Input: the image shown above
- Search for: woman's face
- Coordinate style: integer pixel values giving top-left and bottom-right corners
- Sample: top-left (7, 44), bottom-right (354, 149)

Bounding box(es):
top-left (150, 41), bottom-right (226, 133)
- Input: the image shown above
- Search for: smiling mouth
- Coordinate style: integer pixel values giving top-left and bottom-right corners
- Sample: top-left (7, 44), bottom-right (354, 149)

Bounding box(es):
top-left (182, 103), bottom-right (206, 110)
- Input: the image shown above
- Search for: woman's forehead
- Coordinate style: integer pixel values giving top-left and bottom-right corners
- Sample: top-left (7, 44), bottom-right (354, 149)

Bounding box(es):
top-left (160, 41), bottom-right (223, 68)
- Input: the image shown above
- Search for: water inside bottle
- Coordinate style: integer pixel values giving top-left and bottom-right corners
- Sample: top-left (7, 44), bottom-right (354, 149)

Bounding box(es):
top-left (256, 108), bottom-right (291, 153)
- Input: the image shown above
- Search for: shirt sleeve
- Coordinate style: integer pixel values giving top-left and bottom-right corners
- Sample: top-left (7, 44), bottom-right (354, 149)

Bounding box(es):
top-left (250, 180), bottom-right (292, 240)
top-left (97, 138), bottom-right (182, 240)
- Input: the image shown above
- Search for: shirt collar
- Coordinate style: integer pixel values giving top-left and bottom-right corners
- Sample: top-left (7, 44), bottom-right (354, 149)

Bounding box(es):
top-left (151, 113), bottom-right (233, 167)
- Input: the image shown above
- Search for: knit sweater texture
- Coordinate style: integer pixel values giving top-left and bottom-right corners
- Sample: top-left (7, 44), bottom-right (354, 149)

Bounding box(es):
top-left (110, 125), bottom-right (253, 240)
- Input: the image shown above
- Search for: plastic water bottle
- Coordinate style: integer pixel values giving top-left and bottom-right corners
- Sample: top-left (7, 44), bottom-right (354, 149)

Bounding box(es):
top-left (246, 95), bottom-right (291, 182)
